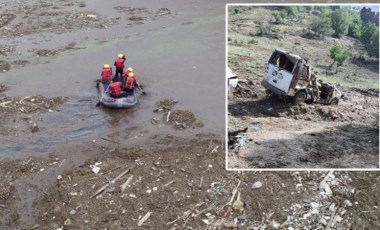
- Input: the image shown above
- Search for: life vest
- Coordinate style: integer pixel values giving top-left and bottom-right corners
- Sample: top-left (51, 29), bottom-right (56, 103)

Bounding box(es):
top-left (125, 77), bottom-right (135, 90)
top-left (122, 70), bottom-right (132, 79)
top-left (109, 82), bottom-right (122, 96)
top-left (115, 58), bottom-right (125, 70)
top-left (101, 68), bottom-right (112, 81)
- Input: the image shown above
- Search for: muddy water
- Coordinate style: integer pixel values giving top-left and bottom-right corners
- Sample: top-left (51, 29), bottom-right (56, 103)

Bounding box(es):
top-left (0, 0), bottom-right (229, 156)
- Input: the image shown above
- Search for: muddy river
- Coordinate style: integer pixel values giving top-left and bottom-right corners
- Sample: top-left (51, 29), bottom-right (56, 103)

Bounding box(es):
top-left (0, 0), bottom-right (230, 157)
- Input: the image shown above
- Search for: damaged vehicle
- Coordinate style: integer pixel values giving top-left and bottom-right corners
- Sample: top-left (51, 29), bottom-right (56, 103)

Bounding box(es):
top-left (261, 49), bottom-right (341, 105)
top-left (227, 67), bottom-right (238, 90)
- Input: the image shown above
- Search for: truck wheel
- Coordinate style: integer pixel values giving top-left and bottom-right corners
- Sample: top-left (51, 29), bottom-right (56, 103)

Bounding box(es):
top-left (265, 89), bottom-right (273, 99)
top-left (293, 91), bottom-right (307, 105)
top-left (330, 98), bottom-right (339, 105)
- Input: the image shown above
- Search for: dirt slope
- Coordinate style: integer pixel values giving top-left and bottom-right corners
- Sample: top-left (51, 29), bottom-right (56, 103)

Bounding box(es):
top-left (227, 6), bottom-right (379, 169)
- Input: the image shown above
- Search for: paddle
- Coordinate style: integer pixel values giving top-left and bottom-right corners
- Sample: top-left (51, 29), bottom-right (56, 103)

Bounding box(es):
top-left (138, 85), bottom-right (147, 95)
top-left (136, 82), bottom-right (147, 95)
top-left (96, 83), bottom-right (110, 107)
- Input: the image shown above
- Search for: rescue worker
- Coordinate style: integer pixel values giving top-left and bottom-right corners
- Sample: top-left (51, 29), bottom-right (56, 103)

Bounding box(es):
top-left (122, 67), bottom-right (134, 79)
top-left (113, 54), bottom-right (126, 82)
top-left (100, 64), bottom-right (112, 83)
top-left (124, 72), bottom-right (139, 96)
top-left (121, 67), bottom-right (133, 86)
top-left (108, 81), bottom-right (125, 98)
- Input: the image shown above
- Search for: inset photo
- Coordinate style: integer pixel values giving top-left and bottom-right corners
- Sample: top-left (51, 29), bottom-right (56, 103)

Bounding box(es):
top-left (227, 4), bottom-right (379, 169)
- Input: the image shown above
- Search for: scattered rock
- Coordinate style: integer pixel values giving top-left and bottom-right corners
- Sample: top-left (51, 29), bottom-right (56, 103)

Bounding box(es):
top-left (343, 200), bottom-right (353, 207)
top-left (224, 221), bottom-right (238, 228)
top-left (69, 209), bottom-right (76, 215)
top-left (158, 99), bottom-right (178, 108)
top-left (31, 123), bottom-right (40, 133)
top-left (129, 16), bottom-right (144, 21)
top-left (251, 180), bottom-right (262, 189)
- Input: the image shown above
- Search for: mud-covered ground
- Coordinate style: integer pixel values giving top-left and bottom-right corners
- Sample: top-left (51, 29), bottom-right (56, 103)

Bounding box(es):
top-left (227, 6), bottom-right (379, 169)
top-left (1, 135), bottom-right (380, 229)
top-left (228, 85), bottom-right (379, 169)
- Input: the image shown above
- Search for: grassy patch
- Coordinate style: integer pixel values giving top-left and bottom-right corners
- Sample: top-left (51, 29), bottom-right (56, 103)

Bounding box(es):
top-left (229, 45), bottom-right (261, 58)
top-left (228, 6), bottom-right (379, 91)
top-left (319, 75), bottom-right (379, 89)
top-left (228, 33), bottom-right (258, 45)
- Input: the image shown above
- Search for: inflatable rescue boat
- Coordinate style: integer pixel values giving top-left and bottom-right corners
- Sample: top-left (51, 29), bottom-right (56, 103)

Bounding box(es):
top-left (97, 81), bottom-right (138, 109)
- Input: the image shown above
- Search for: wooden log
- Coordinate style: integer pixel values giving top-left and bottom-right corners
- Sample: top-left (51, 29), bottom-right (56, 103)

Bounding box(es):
top-left (90, 169), bottom-right (130, 199)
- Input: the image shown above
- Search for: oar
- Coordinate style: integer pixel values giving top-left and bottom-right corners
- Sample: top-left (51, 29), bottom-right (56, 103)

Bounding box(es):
top-left (96, 83), bottom-right (110, 107)
top-left (136, 82), bottom-right (147, 95)
top-left (138, 85), bottom-right (147, 95)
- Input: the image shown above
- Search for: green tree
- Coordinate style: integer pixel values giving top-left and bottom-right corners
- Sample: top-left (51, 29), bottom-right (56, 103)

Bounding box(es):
top-left (305, 6), bottom-right (314, 14)
top-left (361, 22), bottom-right (379, 57)
top-left (284, 6), bottom-right (298, 18)
top-left (329, 43), bottom-right (351, 71)
top-left (347, 13), bottom-right (362, 38)
top-left (369, 31), bottom-right (379, 58)
top-left (330, 8), bottom-right (350, 37)
top-left (272, 12), bottom-right (283, 24)
top-left (316, 6), bottom-right (332, 15)
top-left (310, 9), bottom-right (332, 36)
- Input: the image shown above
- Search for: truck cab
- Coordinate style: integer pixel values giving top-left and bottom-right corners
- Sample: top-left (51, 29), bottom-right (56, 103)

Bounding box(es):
top-left (261, 49), bottom-right (311, 104)
top-left (261, 49), bottom-right (342, 105)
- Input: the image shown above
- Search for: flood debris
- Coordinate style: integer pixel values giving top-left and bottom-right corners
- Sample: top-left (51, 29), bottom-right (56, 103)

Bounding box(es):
top-left (30, 123), bottom-right (40, 133)
top-left (228, 127), bottom-right (248, 151)
top-left (157, 98), bottom-right (178, 108)
top-left (2, 143), bottom-right (376, 229)
top-left (120, 175), bottom-right (133, 192)
top-left (138, 211), bottom-right (152, 227)
top-left (0, 45), bottom-right (15, 56)
top-left (251, 180), bottom-right (262, 189)
top-left (152, 99), bottom-right (202, 129)
top-left (0, 95), bottom-right (67, 114)
top-left (0, 84), bottom-right (7, 93)
top-left (90, 168), bottom-right (130, 199)
top-left (155, 8), bottom-right (171, 16)
top-left (0, 60), bottom-right (11, 72)
top-left (0, 13), bottom-right (16, 28)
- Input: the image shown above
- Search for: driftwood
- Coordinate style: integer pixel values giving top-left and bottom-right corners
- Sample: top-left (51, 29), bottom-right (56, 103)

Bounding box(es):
top-left (100, 137), bottom-right (120, 144)
top-left (29, 225), bottom-right (40, 230)
top-left (138, 212), bottom-right (152, 226)
top-left (0, 101), bottom-right (12, 107)
top-left (166, 202), bottom-right (205, 225)
top-left (58, 159), bottom-right (66, 168)
top-left (319, 170), bottom-right (334, 196)
top-left (163, 180), bottom-right (175, 188)
top-left (90, 169), bottom-right (130, 199)
top-left (166, 111), bottom-right (171, 122)
top-left (153, 107), bottom-right (171, 112)
top-left (199, 176), bottom-right (203, 188)
top-left (325, 205), bottom-right (337, 230)
top-left (120, 175), bottom-right (134, 192)
top-left (227, 180), bottom-right (241, 206)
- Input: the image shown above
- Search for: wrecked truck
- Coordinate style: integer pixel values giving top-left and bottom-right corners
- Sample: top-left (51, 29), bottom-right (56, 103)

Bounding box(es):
top-left (261, 49), bottom-right (341, 105)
